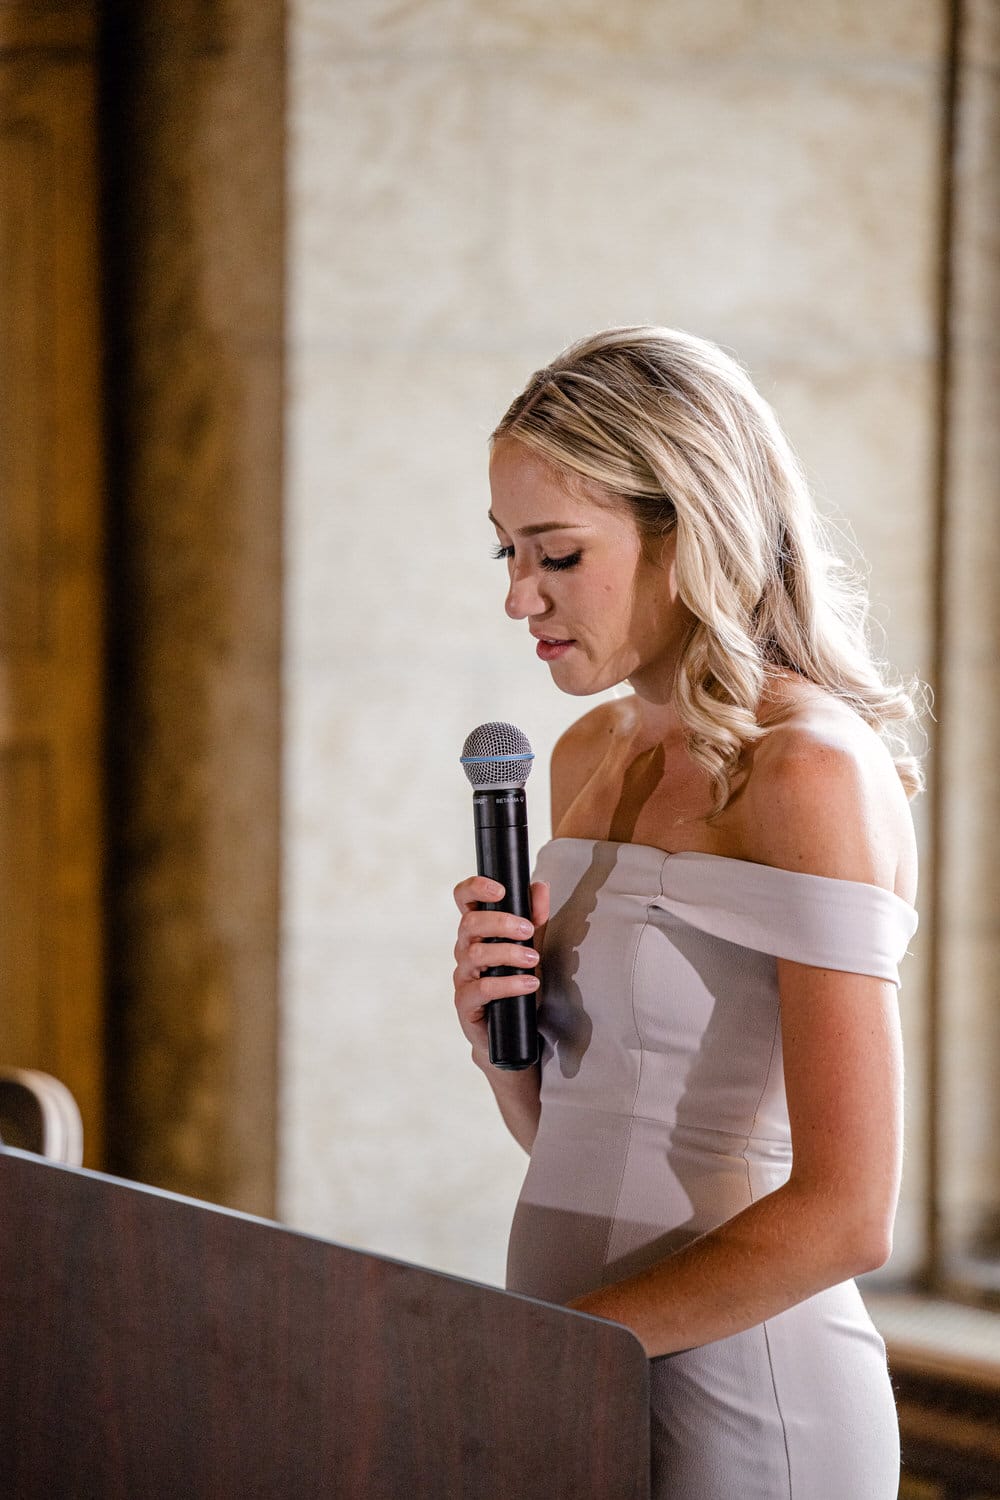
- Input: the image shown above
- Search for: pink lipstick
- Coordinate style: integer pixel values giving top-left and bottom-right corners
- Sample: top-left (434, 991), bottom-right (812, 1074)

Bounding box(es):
top-left (535, 638), bottom-right (575, 662)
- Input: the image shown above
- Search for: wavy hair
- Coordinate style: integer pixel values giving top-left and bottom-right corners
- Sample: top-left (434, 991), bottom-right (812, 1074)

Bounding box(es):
top-left (491, 326), bottom-right (926, 815)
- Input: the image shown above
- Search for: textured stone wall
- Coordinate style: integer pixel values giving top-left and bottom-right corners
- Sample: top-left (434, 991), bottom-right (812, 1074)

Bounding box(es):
top-left (102, 0), bottom-right (284, 1213)
top-left (283, 0), bottom-right (946, 1284)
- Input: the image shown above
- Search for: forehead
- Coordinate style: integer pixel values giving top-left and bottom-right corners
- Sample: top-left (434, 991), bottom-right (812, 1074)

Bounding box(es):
top-left (488, 437), bottom-right (623, 527)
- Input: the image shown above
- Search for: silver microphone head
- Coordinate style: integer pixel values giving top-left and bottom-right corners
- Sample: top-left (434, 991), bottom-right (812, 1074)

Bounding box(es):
top-left (460, 721), bottom-right (534, 790)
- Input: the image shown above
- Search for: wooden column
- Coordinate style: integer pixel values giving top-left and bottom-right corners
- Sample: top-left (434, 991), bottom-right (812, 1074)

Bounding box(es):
top-left (932, 0), bottom-right (1000, 1294)
top-left (0, 2), bottom-right (105, 1162)
top-left (100, 1), bottom-right (284, 1214)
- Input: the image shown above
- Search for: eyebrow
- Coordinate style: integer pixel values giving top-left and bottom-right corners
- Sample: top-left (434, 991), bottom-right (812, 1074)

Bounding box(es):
top-left (487, 510), bottom-right (590, 538)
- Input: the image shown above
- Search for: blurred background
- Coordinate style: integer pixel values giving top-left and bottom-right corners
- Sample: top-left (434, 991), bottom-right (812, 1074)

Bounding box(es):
top-left (0, 0), bottom-right (997, 1490)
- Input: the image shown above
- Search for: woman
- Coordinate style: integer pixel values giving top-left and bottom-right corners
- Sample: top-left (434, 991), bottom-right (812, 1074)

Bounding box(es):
top-left (451, 326), bottom-right (922, 1499)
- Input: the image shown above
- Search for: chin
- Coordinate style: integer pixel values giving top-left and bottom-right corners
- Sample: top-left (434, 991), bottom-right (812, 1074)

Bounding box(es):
top-left (550, 663), bottom-right (624, 698)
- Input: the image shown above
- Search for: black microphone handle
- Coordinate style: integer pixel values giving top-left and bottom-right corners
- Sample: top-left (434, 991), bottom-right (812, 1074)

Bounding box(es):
top-left (472, 788), bottom-right (540, 1070)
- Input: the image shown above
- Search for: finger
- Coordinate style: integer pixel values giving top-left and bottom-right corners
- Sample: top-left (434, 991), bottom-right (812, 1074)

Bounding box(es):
top-left (453, 876), bottom-right (505, 914)
top-left (465, 940), bottom-right (540, 973)
top-left (458, 972), bottom-right (541, 1010)
top-left (531, 880), bottom-right (550, 928)
top-left (457, 909), bottom-right (536, 946)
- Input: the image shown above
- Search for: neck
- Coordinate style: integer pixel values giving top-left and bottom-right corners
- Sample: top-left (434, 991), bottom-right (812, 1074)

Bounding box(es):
top-left (621, 684), bottom-right (688, 752)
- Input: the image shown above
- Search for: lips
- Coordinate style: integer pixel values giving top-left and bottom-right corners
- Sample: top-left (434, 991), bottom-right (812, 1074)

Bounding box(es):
top-left (534, 635), bottom-right (576, 662)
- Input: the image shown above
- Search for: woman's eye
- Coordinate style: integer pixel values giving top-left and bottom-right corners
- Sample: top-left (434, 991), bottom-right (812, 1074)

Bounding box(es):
top-left (541, 551), bottom-right (582, 572)
top-left (489, 543), bottom-right (582, 572)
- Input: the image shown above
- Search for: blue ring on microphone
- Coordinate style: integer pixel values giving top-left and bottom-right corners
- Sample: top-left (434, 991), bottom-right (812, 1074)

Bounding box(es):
top-left (460, 752), bottom-right (535, 765)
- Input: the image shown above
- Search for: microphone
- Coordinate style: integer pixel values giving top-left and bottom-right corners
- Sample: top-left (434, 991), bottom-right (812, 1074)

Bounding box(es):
top-left (460, 721), bottom-right (539, 1071)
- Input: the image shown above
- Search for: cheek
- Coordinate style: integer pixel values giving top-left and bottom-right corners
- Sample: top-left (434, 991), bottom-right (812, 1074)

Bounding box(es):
top-left (592, 563), bottom-right (630, 598)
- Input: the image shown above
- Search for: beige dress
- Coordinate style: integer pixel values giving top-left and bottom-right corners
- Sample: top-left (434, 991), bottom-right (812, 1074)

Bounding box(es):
top-left (506, 837), bottom-right (918, 1500)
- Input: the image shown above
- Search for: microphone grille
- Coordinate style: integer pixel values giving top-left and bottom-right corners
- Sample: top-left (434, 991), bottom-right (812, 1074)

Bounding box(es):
top-left (460, 721), bottom-right (534, 789)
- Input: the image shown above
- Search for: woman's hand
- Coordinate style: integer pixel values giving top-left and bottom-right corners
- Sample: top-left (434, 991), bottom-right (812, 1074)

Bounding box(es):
top-left (452, 876), bottom-right (550, 1069)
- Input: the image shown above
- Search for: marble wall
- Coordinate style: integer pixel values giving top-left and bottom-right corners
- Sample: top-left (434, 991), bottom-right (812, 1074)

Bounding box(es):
top-left (283, 0), bottom-right (945, 1283)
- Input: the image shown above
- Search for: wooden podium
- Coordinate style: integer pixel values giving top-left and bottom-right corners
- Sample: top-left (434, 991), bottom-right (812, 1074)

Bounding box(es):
top-left (0, 1149), bottom-right (650, 1498)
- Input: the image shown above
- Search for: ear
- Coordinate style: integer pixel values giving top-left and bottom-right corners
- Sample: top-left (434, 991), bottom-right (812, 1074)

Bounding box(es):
top-left (657, 527), bottom-right (697, 621)
top-left (653, 526), bottom-right (680, 583)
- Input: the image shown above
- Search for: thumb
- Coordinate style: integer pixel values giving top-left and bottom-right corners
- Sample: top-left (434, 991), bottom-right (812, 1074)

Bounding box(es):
top-left (530, 879), bottom-right (550, 927)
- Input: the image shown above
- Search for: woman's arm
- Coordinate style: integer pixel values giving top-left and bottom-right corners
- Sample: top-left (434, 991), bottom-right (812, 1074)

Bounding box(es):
top-left (569, 726), bottom-right (915, 1356)
top-left (472, 1053), bottom-right (544, 1155)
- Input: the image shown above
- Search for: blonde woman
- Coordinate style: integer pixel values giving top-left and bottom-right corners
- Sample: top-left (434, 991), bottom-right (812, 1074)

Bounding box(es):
top-left (452, 327), bottom-right (922, 1499)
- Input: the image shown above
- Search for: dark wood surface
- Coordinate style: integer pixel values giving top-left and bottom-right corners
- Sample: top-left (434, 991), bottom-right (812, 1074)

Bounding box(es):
top-left (0, 1150), bottom-right (650, 1499)
top-left (890, 1343), bottom-right (1000, 1498)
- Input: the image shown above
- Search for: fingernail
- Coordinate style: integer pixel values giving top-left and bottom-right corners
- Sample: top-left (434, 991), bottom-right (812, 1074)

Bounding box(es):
top-left (516, 920), bottom-right (533, 936)
top-left (521, 950), bottom-right (540, 964)
top-left (522, 975), bottom-right (540, 988)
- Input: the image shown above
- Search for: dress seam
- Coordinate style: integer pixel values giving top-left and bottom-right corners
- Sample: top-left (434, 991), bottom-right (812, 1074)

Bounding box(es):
top-left (761, 1318), bottom-right (795, 1500)
top-left (741, 1003), bottom-right (782, 1172)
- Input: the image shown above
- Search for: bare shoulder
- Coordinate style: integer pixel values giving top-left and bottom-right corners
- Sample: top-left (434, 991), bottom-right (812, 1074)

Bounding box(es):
top-left (550, 697), bottom-right (630, 833)
top-left (738, 693), bottom-right (918, 903)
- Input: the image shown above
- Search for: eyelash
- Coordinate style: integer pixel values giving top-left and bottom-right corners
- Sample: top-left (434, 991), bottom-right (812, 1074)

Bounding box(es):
top-left (490, 543), bottom-right (582, 572)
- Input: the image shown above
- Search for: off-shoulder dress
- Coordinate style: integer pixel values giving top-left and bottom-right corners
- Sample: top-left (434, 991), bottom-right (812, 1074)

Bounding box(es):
top-left (505, 837), bottom-right (918, 1500)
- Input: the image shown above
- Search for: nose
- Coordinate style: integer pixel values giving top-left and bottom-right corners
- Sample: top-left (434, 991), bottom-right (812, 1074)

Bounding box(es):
top-left (504, 560), bottom-right (549, 620)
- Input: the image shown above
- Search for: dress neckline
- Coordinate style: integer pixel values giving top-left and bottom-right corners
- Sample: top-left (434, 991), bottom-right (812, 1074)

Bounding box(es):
top-left (539, 835), bottom-right (917, 915)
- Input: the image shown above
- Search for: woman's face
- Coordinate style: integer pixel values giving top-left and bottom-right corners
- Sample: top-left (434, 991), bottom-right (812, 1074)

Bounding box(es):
top-left (488, 437), bottom-right (692, 700)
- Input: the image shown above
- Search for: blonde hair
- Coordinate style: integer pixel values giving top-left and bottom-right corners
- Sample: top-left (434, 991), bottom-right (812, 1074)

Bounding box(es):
top-left (492, 325), bottom-right (926, 816)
